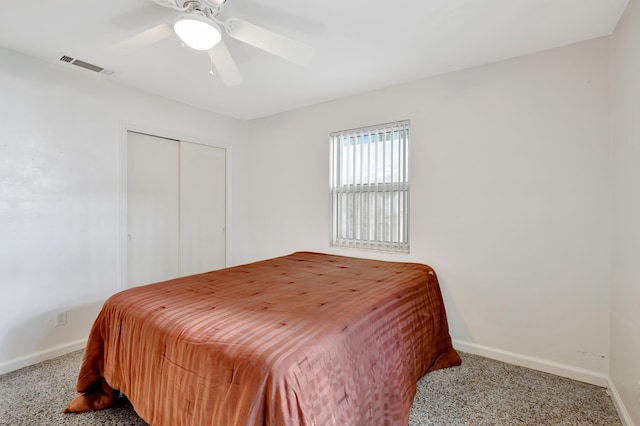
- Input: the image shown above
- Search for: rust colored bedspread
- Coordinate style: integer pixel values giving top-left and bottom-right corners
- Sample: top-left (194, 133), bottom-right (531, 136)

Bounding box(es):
top-left (65, 252), bottom-right (460, 425)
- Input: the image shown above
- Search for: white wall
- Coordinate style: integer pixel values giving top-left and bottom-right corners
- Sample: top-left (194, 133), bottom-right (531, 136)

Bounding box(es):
top-left (610, 0), bottom-right (640, 423)
top-left (248, 38), bottom-right (612, 384)
top-left (0, 47), bottom-right (250, 373)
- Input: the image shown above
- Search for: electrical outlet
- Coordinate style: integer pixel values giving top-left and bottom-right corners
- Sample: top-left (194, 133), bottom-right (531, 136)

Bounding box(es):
top-left (55, 311), bottom-right (67, 327)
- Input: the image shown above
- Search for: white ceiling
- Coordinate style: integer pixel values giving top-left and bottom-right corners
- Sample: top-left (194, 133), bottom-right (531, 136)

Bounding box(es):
top-left (0, 0), bottom-right (628, 120)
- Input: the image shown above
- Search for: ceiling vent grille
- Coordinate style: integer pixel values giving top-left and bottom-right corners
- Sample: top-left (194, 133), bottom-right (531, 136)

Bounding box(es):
top-left (58, 55), bottom-right (111, 75)
top-left (71, 59), bottom-right (104, 73)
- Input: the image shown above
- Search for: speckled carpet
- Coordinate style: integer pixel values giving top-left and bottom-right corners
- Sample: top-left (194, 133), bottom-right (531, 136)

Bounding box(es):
top-left (0, 350), bottom-right (621, 425)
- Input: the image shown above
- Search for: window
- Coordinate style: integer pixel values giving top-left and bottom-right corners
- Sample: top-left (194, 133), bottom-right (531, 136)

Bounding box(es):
top-left (330, 120), bottom-right (410, 252)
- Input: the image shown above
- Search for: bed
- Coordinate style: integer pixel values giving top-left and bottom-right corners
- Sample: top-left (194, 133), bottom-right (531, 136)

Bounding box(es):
top-left (65, 252), bottom-right (460, 425)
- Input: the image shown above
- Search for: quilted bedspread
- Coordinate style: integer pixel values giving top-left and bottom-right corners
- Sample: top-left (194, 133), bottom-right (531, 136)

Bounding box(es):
top-left (65, 252), bottom-right (460, 425)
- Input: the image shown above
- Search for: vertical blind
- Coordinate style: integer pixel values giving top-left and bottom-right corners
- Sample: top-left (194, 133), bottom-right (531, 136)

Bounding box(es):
top-left (330, 120), bottom-right (410, 252)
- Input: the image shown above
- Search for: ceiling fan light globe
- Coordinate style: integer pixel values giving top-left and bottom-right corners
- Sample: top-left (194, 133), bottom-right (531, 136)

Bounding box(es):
top-left (174, 15), bottom-right (222, 51)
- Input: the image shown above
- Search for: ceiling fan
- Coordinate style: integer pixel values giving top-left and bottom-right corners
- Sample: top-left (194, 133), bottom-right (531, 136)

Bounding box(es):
top-left (110, 0), bottom-right (314, 86)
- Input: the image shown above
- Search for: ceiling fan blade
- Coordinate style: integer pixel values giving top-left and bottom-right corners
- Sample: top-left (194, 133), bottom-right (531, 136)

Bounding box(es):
top-left (108, 24), bottom-right (174, 56)
top-left (207, 41), bottom-right (243, 86)
top-left (224, 18), bottom-right (313, 66)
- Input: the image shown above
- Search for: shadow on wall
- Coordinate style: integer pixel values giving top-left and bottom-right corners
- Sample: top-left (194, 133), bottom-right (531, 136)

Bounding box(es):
top-left (435, 266), bottom-right (472, 348)
top-left (0, 299), bottom-right (105, 375)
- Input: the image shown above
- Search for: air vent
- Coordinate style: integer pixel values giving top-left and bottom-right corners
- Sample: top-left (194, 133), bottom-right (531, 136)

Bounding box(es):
top-left (58, 55), bottom-right (111, 75)
top-left (70, 59), bottom-right (104, 73)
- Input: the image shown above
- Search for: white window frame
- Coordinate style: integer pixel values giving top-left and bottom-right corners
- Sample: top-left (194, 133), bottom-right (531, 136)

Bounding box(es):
top-left (330, 120), bottom-right (410, 253)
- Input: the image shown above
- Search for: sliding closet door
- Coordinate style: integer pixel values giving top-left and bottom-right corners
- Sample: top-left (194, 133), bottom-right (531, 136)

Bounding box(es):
top-left (179, 142), bottom-right (226, 276)
top-left (127, 132), bottom-right (180, 287)
top-left (126, 132), bottom-right (226, 287)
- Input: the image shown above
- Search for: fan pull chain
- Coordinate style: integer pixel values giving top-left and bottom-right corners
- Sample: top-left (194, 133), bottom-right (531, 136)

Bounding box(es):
top-left (209, 58), bottom-right (214, 76)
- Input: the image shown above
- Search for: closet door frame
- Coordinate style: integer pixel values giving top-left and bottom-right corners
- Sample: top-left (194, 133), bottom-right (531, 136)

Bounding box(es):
top-left (117, 123), bottom-right (231, 291)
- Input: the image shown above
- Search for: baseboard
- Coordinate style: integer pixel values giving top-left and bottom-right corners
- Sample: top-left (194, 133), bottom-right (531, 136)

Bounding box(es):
top-left (0, 339), bottom-right (87, 376)
top-left (452, 339), bottom-right (608, 387)
top-left (608, 379), bottom-right (635, 426)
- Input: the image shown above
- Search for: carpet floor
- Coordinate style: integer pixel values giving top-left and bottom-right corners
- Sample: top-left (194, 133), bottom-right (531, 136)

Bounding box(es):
top-left (0, 350), bottom-right (621, 425)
